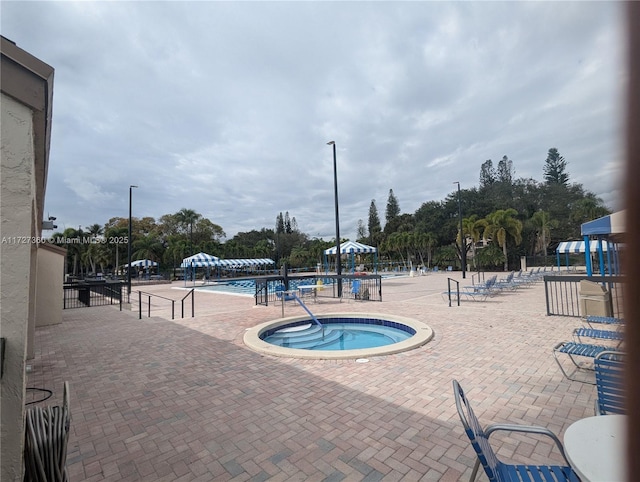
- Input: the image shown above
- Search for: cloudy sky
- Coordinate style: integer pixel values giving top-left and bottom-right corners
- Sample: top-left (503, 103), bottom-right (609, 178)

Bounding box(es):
top-left (2, 1), bottom-right (626, 241)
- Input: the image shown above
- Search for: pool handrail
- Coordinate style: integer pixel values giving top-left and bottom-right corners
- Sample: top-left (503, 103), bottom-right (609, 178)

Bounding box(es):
top-left (289, 292), bottom-right (323, 328)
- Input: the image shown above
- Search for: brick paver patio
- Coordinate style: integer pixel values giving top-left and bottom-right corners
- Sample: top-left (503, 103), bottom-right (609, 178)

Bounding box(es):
top-left (27, 272), bottom-right (599, 481)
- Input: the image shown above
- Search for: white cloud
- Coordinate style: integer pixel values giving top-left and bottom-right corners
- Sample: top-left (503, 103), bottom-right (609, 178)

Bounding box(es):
top-left (1, 1), bottom-right (625, 241)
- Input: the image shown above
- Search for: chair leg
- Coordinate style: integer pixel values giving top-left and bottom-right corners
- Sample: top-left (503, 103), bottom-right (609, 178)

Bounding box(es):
top-left (470, 459), bottom-right (481, 482)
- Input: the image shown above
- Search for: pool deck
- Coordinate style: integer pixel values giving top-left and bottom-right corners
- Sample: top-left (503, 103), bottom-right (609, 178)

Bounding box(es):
top-left (28, 271), bottom-right (599, 481)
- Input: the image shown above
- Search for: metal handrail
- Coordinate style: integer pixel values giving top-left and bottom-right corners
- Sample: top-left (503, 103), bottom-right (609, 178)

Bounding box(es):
top-left (135, 289), bottom-right (195, 320)
top-left (447, 278), bottom-right (460, 307)
top-left (181, 289), bottom-right (195, 318)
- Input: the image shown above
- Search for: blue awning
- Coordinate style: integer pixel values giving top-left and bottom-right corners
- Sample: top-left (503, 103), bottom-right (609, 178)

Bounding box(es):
top-left (581, 210), bottom-right (625, 236)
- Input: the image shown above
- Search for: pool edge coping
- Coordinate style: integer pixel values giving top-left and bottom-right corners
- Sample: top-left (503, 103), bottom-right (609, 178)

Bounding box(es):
top-left (243, 312), bottom-right (434, 360)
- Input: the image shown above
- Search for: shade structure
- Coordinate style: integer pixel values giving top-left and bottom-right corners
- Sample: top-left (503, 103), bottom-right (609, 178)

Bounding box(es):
top-left (180, 252), bottom-right (219, 268)
top-left (556, 241), bottom-right (609, 254)
top-left (581, 210), bottom-right (625, 236)
top-left (323, 241), bottom-right (378, 273)
top-left (217, 258), bottom-right (274, 268)
top-left (126, 259), bottom-right (158, 268)
top-left (323, 240), bottom-right (377, 255)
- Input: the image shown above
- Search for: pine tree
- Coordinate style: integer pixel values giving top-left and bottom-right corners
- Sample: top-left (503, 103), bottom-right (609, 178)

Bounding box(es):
top-left (479, 160), bottom-right (496, 188)
top-left (275, 213), bottom-right (285, 234)
top-left (543, 148), bottom-right (569, 186)
top-left (368, 200), bottom-right (381, 245)
top-left (497, 155), bottom-right (514, 184)
top-left (385, 189), bottom-right (400, 223)
top-left (284, 211), bottom-right (292, 234)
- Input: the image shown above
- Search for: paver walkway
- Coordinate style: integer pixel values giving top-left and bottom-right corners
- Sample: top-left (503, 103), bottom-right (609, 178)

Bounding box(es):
top-left (27, 272), bottom-right (598, 481)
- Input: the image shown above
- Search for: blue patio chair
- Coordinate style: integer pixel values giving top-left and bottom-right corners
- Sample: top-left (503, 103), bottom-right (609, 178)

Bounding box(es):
top-left (342, 279), bottom-right (361, 302)
top-left (274, 285), bottom-right (295, 302)
top-left (452, 380), bottom-right (579, 482)
top-left (594, 350), bottom-right (625, 415)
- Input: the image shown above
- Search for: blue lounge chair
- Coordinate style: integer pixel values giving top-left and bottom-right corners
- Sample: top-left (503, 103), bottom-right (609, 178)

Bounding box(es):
top-left (594, 350), bottom-right (625, 415)
top-left (452, 380), bottom-right (579, 482)
top-left (552, 341), bottom-right (622, 384)
top-left (584, 316), bottom-right (624, 329)
top-left (573, 327), bottom-right (623, 347)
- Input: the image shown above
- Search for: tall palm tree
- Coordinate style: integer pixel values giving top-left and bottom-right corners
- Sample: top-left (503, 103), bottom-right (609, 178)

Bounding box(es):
top-left (461, 215), bottom-right (488, 270)
top-left (484, 209), bottom-right (523, 271)
top-left (530, 210), bottom-right (558, 264)
top-left (85, 224), bottom-right (103, 237)
top-left (176, 208), bottom-right (201, 256)
top-left (133, 233), bottom-right (164, 262)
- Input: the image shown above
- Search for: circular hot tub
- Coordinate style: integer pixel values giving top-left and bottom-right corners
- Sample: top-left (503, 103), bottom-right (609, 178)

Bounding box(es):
top-left (244, 313), bottom-right (433, 360)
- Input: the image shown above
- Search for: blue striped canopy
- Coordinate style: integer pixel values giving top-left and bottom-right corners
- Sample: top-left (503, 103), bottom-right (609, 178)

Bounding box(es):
top-left (180, 252), bottom-right (219, 267)
top-left (217, 258), bottom-right (274, 267)
top-left (556, 241), bottom-right (609, 253)
top-left (324, 241), bottom-right (377, 255)
top-left (128, 259), bottom-right (158, 268)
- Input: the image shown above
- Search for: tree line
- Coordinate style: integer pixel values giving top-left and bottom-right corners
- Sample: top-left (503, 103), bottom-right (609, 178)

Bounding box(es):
top-left (51, 148), bottom-right (609, 276)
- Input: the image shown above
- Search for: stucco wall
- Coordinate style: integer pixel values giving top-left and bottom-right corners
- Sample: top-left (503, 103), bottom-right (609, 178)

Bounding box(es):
top-left (35, 244), bottom-right (65, 327)
top-left (1, 92), bottom-right (36, 481)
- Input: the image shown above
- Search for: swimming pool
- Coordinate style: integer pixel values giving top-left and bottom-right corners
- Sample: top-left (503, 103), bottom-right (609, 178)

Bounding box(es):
top-left (244, 313), bottom-right (433, 360)
top-left (196, 278), bottom-right (322, 296)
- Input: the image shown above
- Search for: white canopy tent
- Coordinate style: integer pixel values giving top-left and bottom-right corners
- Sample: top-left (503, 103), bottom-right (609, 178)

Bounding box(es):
top-left (181, 253), bottom-right (275, 284)
top-left (323, 241), bottom-right (378, 273)
top-left (180, 252), bottom-right (219, 268)
top-left (180, 252), bottom-right (220, 284)
top-left (126, 259), bottom-right (159, 268)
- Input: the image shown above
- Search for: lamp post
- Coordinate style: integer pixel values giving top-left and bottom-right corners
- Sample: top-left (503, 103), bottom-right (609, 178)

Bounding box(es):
top-left (327, 141), bottom-right (342, 297)
top-left (128, 185), bottom-right (138, 296)
top-left (454, 181), bottom-right (466, 279)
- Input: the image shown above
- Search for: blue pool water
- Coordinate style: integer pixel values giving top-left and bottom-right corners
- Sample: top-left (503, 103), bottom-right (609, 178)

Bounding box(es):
top-left (262, 318), bottom-right (414, 351)
top-left (197, 279), bottom-right (328, 296)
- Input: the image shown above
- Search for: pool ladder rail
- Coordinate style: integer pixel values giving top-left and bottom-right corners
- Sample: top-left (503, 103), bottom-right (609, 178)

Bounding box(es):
top-left (281, 290), bottom-right (324, 334)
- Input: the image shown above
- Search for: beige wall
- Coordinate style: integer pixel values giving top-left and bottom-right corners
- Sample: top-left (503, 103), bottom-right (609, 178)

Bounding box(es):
top-left (26, 243), bottom-right (66, 361)
top-left (35, 243), bottom-right (66, 328)
top-left (0, 92), bottom-right (37, 481)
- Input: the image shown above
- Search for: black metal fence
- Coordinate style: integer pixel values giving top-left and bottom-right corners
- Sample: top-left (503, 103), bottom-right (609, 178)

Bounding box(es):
top-left (63, 281), bottom-right (123, 309)
top-left (255, 274), bottom-right (383, 306)
top-left (543, 275), bottom-right (625, 318)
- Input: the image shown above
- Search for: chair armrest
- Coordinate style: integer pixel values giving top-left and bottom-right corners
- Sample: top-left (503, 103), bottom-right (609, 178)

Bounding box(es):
top-left (485, 423), bottom-right (571, 466)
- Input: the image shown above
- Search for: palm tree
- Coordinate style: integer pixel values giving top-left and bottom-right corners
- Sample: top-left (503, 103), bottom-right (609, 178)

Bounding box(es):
top-left (133, 233), bottom-right (164, 262)
top-left (176, 208), bottom-right (201, 256)
top-left (414, 232), bottom-right (436, 269)
top-left (85, 223), bottom-right (103, 237)
top-left (462, 215), bottom-right (488, 270)
top-left (484, 209), bottom-right (523, 271)
top-left (105, 226), bottom-right (128, 275)
top-left (530, 210), bottom-right (558, 263)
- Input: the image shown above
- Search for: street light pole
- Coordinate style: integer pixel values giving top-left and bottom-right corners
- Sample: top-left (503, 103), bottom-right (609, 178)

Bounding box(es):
top-left (327, 141), bottom-right (342, 297)
top-left (128, 185), bottom-right (138, 297)
top-left (454, 181), bottom-right (466, 279)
